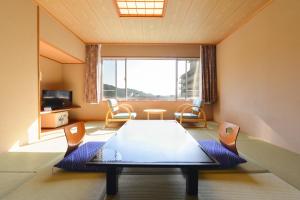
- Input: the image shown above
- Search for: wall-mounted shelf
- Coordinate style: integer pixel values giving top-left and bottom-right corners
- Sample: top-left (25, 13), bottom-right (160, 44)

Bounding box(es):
top-left (39, 40), bottom-right (84, 64)
top-left (40, 105), bottom-right (81, 115)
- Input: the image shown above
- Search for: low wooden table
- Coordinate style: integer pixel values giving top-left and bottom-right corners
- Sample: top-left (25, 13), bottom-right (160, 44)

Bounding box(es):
top-left (87, 120), bottom-right (219, 196)
top-left (144, 109), bottom-right (167, 120)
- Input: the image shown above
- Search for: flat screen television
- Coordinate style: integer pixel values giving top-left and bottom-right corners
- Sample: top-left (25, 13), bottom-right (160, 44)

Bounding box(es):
top-left (42, 90), bottom-right (72, 110)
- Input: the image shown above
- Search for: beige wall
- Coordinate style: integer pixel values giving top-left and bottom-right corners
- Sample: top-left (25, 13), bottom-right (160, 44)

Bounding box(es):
top-left (63, 64), bottom-right (213, 121)
top-left (39, 56), bottom-right (63, 90)
top-left (39, 8), bottom-right (85, 62)
top-left (0, 0), bottom-right (38, 152)
top-left (102, 44), bottom-right (200, 58)
top-left (214, 0), bottom-right (300, 153)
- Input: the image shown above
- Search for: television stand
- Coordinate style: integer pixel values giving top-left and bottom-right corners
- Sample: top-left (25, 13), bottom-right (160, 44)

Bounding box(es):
top-left (40, 105), bottom-right (80, 128)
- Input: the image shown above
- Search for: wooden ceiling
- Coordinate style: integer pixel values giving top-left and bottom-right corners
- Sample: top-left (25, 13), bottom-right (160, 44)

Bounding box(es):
top-left (35, 0), bottom-right (271, 44)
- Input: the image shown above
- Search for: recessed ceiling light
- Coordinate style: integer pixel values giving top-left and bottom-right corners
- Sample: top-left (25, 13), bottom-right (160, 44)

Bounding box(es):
top-left (115, 0), bottom-right (167, 17)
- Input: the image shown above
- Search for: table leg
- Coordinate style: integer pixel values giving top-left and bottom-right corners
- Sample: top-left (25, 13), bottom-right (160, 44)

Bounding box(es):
top-left (106, 167), bottom-right (118, 195)
top-left (147, 112), bottom-right (149, 120)
top-left (160, 112), bottom-right (163, 120)
top-left (186, 167), bottom-right (198, 196)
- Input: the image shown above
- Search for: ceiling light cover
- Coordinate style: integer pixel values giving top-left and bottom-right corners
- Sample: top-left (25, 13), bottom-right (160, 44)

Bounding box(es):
top-left (115, 0), bottom-right (166, 17)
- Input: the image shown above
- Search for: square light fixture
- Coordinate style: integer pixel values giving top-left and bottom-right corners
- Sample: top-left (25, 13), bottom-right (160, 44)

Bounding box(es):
top-left (115, 0), bottom-right (167, 17)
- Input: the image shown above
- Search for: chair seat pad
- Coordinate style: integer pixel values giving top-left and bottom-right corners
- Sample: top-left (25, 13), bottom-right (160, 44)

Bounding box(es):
top-left (174, 112), bottom-right (198, 119)
top-left (198, 140), bottom-right (247, 168)
top-left (113, 112), bottom-right (137, 119)
top-left (54, 142), bottom-right (105, 172)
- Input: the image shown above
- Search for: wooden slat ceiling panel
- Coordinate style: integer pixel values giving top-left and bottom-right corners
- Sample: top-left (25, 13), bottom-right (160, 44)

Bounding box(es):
top-left (35, 0), bottom-right (271, 44)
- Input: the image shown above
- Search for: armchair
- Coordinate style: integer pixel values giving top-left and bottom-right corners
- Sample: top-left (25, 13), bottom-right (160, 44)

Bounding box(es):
top-left (174, 98), bottom-right (207, 127)
top-left (105, 99), bottom-right (137, 127)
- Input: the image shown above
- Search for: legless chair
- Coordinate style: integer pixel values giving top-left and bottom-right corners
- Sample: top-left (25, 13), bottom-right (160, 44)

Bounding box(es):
top-left (174, 98), bottom-right (207, 127)
top-left (64, 122), bottom-right (85, 157)
top-left (105, 99), bottom-right (137, 127)
top-left (219, 122), bottom-right (240, 155)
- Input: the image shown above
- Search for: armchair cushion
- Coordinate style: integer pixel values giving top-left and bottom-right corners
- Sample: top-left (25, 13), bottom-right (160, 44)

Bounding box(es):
top-left (198, 140), bottom-right (246, 168)
top-left (113, 112), bottom-right (137, 119)
top-left (107, 99), bottom-right (119, 112)
top-left (192, 98), bottom-right (202, 112)
top-left (174, 112), bottom-right (198, 119)
top-left (54, 142), bottom-right (105, 172)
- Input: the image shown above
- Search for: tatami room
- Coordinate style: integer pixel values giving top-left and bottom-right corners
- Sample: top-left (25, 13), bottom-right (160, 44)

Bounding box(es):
top-left (0, 0), bottom-right (299, 199)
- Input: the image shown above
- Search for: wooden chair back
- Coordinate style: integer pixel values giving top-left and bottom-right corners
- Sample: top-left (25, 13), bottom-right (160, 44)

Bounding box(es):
top-left (218, 122), bottom-right (240, 155)
top-left (64, 122), bottom-right (85, 157)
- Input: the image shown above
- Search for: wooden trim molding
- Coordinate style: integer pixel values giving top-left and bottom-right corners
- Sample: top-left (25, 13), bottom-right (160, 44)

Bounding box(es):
top-left (39, 40), bottom-right (85, 64)
top-left (37, 6), bottom-right (41, 140)
top-left (87, 42), bottom-right (209, 45)
top-left (39, 55), bottom-right (63, 64)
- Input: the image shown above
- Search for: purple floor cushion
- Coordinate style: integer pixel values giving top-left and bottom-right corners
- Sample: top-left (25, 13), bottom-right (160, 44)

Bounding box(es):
top-left (198, 140), bottom-right (247, 168)
top-left (55, 141), bottom-right (105, 172)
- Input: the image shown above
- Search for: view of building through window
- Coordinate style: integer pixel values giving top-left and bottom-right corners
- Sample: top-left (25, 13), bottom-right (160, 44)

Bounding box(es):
top-left (102, 58), bottom-right (201, 100)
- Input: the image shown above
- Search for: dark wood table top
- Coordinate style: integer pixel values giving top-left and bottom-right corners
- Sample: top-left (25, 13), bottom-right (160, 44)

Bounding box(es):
top-left (88, 120), bottom-right (218, 167)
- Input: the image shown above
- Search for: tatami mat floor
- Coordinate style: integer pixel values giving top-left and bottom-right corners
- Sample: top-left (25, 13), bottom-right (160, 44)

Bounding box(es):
top-left (13, 121), bottom-right (300, 189)
top-left (0, 121), bottom-right (299, 199)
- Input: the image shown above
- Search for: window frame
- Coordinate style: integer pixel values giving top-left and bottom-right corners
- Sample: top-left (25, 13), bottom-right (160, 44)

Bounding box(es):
top-left (101, 57), bottom-right (200, 101)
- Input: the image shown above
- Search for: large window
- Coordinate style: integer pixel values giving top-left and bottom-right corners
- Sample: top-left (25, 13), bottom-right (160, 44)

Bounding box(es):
top-left (102, 58), bottom-right (201, 100)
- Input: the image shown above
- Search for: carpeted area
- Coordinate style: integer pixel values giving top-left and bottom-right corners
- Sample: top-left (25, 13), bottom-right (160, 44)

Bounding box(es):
top-left (0, 121), bottom-right (299, 199)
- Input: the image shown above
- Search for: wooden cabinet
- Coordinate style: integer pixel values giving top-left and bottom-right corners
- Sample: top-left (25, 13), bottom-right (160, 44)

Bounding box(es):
top-left (41, 111), bottom-right (68, 128)
top-left (40, 105), bottom-right (80, 129)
